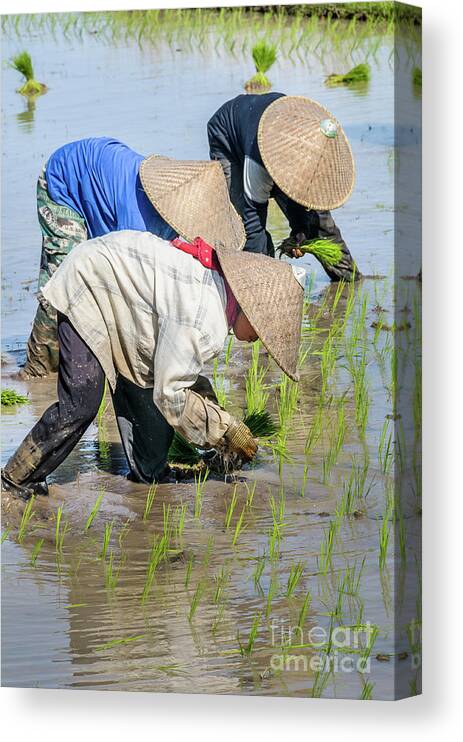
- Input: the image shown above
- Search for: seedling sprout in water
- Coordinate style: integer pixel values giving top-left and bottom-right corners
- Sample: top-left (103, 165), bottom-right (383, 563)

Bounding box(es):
top-left (1, 389), bottom-right (29, 406)
top-left (244, 39), bottom-right (276, 91)
top-left (85, 491), bottom-right (104, 530)
top-left (325, 63), bottom-right (370, 87)
top-left (18, 496), bottom-right (36, 543)
top-left (10, 51), bottom-right (47, 97)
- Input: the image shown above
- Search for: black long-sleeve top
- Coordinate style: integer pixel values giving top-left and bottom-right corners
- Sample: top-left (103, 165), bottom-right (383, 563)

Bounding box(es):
top-left (207, 93), bottom-right (315, 255)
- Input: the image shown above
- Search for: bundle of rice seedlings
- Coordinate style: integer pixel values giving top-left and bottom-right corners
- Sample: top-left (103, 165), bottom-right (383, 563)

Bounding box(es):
top-left (412, 67), bottom-right (422, 88)
top-left (326, 63), bottom-right (370, 87)
top-left (167, 410), bottom-right (279, 474)
top-left (243, 410), bottom-right (278, 438)
top-left (168, 433), bottom-right (201, 467)
top-left (299, 238), bottom-right (343, 267)
top-left (245, 40), bottom-right (277, 92)
top-left (10, 52), bottom-right (47, 97)
top-left (1, 389), bottom-right (29, 406)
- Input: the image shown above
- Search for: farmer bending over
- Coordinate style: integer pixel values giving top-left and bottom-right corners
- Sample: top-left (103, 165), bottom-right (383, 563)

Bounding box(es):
top-left (208, 93), bottom-right (359, 281)
top-left (1, 163), bottom-right (304, 500)
top-left (23, 137), bottom-right (181, 378)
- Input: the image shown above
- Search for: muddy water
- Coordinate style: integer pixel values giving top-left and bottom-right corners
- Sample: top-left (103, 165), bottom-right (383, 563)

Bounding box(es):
top-left (1, 14), bottom-right (421, 698)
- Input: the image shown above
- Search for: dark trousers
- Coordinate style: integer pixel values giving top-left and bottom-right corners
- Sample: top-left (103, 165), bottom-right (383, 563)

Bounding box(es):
top-left (3, 315), bottom-right (174, 486)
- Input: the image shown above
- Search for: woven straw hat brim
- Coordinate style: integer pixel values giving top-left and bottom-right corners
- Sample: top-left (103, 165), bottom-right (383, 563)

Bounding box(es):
top-left (215, 246), bottom-right (304, 381)
top-left (140, 156), bottom-right (245, 252)
top-left (258, 96), bottom-right (355, 211)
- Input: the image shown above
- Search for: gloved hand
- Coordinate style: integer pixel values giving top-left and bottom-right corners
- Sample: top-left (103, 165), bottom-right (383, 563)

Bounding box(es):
top-left (277, 231), bottom-right (307, 259)
top-left (223, 419), bottom-right (258, 462)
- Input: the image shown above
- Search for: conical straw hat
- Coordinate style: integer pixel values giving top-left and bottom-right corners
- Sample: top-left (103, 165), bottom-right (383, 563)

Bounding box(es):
top-left (215, 246), bottom-right (304, 381)
top-left (258, 96), bottom-right (355, 210)
top-left (140, 156), bottom-right (245, 252)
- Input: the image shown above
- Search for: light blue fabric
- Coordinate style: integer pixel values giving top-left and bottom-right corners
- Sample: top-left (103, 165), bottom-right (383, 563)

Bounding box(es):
top-left (45, 137), bottom-right (177, 240)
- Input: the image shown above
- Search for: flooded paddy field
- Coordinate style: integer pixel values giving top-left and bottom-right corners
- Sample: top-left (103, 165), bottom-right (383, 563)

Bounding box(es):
top-left (1, 9), bottom-right (421, 699)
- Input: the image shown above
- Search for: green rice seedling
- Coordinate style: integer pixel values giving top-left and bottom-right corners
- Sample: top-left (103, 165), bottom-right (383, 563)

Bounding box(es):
top-left (18, 496), bottom-right (36, 543)
top-left (173, 502), bottom-right (187, 540)
top-left (99, 520), bottom-right (114, 560)
top-left (94, 634), bottom-right (144, 652)
top-left (311, 630), bottom-right (334, 697)
top-left (268, 521), bottom-right (281, 561)
top-left (202, 535), bottom-right (215, 569)
top-left (1, 388), bottom-right (29, 406)
top-left (245, 39), bottom-right (276, 90)
top-left (30, 538), bottom-right (44, 566)
top-left (360, 624), bottom-right (379, 666)
top-left (299, 462), bottom-right (309, 497)
top-left (232, 505), bottom-right (247, 546)
top-left (396, 504), bottom-right (407, 565)
top-left (304, 406), bottom-right (323, 455)
top-left (213, 565), bottom-right (230, 604)
top-left (331, 279), bottom-right (347, 314)
top-left (318, 519), bottom-right (339, 575)
top-left (104, 548), bottom-right (125, 590)
top-left (168, 432), bottom-right (201, 466)
top-left (378, 419), bottom-right (394, 474)
top-left (360, 679), bottom-right (374, 700)
top-left (245, 340), bottom-right (269, 415)
top-left (268, 490), bottom-right (285, 559)
top-left (299, 238), bottom-right (343, 266)
top-left (253, 555), bottom-right (266, 589)
top-left (285, 561), bottom-right (305, 598)
top-left (326, 63), bottom-right (370, 86)
top-left (142, 483), bottom-right (158, 521)
top-left (194, 468), bottom-right (209, 519)
top-left (9, 51), bottom-right (47, 96)
top-left (213, 357), bottom-right (228, 409)
top-left (379, 498), bottom-right (394, 570)
top-left (85, 491), bottom-right (104, 530)
top-left (277, 375), bottom-right (299, 430)
top-left (224, 335), bottom-right (234, 366)
top-left (245, 481), bottom-right (257, 509)
top-left (141, 532), bottom-right (168, 604)
top-left (265, 574), bottom-right (278, 618)
top-left (55, 506), bottom-right (69, 555)
top-left (97, 380), bottom-right (108, 428)
top-left (224, 485), bottom-right (238, 529)
top-left (237, 611), bottom-right (261, 656)
top-left (212, 603), bottom-right (226, 635)
top-left (2, 528), bottom-right (11, 544)
top-left (412, 66), bottom-right (422, 87)
top-left (297, 589), bottom-right (312, 631)
top-left (117, 519), bottom-right (131, 548)
top-left (162, 503), bottom-right (174, 544)
top-left (188, 579), bottom-right (205, 622)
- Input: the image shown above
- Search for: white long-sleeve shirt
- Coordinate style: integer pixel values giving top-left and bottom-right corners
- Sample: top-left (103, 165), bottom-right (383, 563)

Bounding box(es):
top-left (41, 230), bottom-right (234, 446)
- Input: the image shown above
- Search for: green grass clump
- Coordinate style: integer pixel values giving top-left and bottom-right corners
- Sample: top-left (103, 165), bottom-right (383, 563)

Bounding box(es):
top-left (299, 238), bottom-right (343, 266)
top-left (1, 389), bottom-right (29, 406)
top-left (10, 52), bottom-right (47, 97)
top-left (245, 39), bottom-right (277, 91)
top-left (413, 67), bottom-right (422, 87)
top-left (326, 63), bottom-right (370, 86)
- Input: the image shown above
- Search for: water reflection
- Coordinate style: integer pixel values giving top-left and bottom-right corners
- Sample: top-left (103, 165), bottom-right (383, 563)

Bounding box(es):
top-left (16, 96), bottom-right (36, 131)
